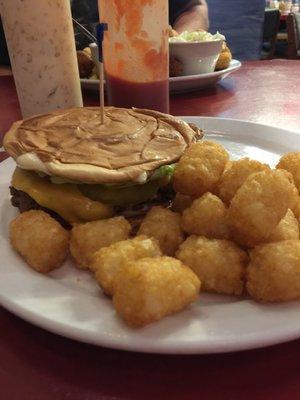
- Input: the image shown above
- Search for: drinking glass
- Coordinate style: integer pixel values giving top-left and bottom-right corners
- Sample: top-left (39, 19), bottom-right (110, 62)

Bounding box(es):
top-left (98, 0), bottom-right (169, 113)
top-left (0, 0), bottom-right (83, 118)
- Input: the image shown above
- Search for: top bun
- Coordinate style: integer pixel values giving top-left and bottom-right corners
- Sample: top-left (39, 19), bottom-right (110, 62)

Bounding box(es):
top-left (4, 107), bottom-right (203, 184)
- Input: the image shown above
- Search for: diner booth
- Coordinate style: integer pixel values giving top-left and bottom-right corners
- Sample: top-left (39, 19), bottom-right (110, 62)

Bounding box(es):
top-left (208, 0), bottom-right (266, 60)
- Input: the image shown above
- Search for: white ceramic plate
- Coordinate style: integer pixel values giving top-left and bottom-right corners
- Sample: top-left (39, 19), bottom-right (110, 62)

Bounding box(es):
top-left (80, 60), bottom-right (241, 94)
top-left (170, 59), bottom-right (241, 93)
top-left (1, 117), bottom-right (300, 355)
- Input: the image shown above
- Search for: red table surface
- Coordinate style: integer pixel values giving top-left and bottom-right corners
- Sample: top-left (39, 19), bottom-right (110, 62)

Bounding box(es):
top-left (1, 60), bottom-right (300, 400)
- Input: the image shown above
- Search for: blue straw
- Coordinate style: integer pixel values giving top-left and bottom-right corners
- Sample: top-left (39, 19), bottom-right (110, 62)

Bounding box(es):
top-left (97, 23), bottom-right (108, 63)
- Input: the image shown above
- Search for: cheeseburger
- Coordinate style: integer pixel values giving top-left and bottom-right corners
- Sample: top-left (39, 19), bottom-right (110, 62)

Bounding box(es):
top-left (4, 107), bottom-right (202, 228)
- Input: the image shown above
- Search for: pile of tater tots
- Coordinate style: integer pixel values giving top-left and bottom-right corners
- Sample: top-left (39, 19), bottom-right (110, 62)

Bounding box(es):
top-left (9, 140), bottom-right (300, 327)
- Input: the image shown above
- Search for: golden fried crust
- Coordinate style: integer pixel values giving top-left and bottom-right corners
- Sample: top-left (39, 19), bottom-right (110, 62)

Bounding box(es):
top-left (292, 196), bottom-right (300, 219)
top-left (77, 50), bottom-right (94, 79)
top-left (277, 152), bottom-right (300, 192)
top-left (112, 256), bottom-right (200, 327)
top-left (137, 206), bottom-right (184, 256)
top-left (215, 43), bottom-right (232, 71)
top-left (247, 241), bottom-right (300, 302)
top-left (266, 209), bottom-right (299, 243)
top-left (181, 193), bottom-right (229, 239)
top-left (217, 158), bottom-right (270, 205)
top-left (70, 217), bottom-right (131, 269)
top-left (91, 235), bottom-right (162, 297)
top-left (9, 210), bottom-right (69, 273)
top-left (173, 141), bottom-right (229, 198)
top-left (228, 169), bottom-right (299, 248)
top-left (169, 56), bottom-right (184, 77)
top-left (176, 236), bottom-right (248, 296)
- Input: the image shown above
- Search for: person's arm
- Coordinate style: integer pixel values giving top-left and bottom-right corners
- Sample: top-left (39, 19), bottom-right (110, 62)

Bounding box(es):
top-left (173, 0), bottom-right (209, 33)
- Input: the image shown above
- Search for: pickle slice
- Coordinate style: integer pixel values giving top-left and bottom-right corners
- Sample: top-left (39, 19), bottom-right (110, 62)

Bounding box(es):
top-left (79, 180), bottom-right (161, 206)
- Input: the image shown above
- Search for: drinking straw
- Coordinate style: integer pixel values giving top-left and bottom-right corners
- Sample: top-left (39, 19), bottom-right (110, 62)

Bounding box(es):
top-left (72, 18), bottom-right (97, 43)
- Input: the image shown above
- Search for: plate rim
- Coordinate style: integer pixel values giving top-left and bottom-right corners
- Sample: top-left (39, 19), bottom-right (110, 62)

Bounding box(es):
top-left (80, 59), bottom-right (242, 86)
top-left (1, 116), bottom-right (300, 355)
top-left (1, 290), bottom-right (300, 355)
top-left (169, 59), bottom-right (241, 82)
top-left (183, 115), bottom-right (300, 135)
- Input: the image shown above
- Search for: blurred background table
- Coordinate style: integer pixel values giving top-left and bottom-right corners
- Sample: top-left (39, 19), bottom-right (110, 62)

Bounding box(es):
top-left (1, 60), bottom-right (300, 152)
top-left (1, 59), bottom-right (300, 399)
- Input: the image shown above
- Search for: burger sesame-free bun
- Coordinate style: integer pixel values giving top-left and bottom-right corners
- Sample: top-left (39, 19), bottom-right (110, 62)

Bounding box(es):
top-left (4, 107), bottom-right (203, 184)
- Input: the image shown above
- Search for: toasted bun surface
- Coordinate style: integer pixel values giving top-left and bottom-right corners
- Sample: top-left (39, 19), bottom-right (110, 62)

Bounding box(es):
top-left (4, 107), bottom-right (203, 184)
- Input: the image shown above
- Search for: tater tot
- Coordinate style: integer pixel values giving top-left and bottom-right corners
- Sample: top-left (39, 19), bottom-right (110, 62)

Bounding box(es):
top-left (292, 196), bottom-right (300, 220)
top-left (169, 55), bottom-right (184, 77)
top-left (77, 50), bottom-right (94, 79)
top-left (228, 169), bottom-right (298, 248)
top-left (9, 210), bottom-right (69, 273)
top-left (247, 241), bottom-right (300, 302)
top-left (92, 235), bottom-right (162, 296)
top-left (172, 193), bottom-right (193, 214)
top-left (113, 256), bottom-right (200, 327)
top-left (277, 152), bottom-right (300, 192)
top-left (137, 206), bottom-right (184, 256)
top-left (70, 217), bottom-right (131, 269)
top-left (173, 141), bottom-right (229, 198)
top-left (181, 193), bottom-right (229, 239)
top-left (217, 158), bottom-right (270, 204)
top-left (215, 49), bottom-right (232, 71)
top-left (215, 43), bottom-right (232, 71)
top-left (266, 209), bottom-right (299, 242)
top-left (176, 236), bottom-right (248, 295)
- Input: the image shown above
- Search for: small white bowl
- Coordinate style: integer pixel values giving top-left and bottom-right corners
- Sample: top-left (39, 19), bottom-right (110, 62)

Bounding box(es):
top-left (169, 40), bottom-right (223, 76)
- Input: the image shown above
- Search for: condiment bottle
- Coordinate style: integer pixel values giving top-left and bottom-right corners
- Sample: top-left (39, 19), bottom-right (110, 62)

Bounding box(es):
top-left (0, 0), bottom-right (83, 118)
top-left (98, 0), bottom-right (169, 113)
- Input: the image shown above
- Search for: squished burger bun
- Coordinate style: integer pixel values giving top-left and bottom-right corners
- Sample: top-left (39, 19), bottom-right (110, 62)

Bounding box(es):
top-left (4, 107), bottom-right (203, 184)
top-left (4, 106), bottom-right (203, 228)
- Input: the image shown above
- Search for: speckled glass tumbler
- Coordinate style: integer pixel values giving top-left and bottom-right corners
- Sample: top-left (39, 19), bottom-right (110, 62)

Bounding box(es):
top-left (0, 0), bottom-right (83, 118)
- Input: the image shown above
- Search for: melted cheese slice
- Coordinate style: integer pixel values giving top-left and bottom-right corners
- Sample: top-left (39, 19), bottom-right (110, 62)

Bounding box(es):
top-left (12, 168), bottom-right (114, 223)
